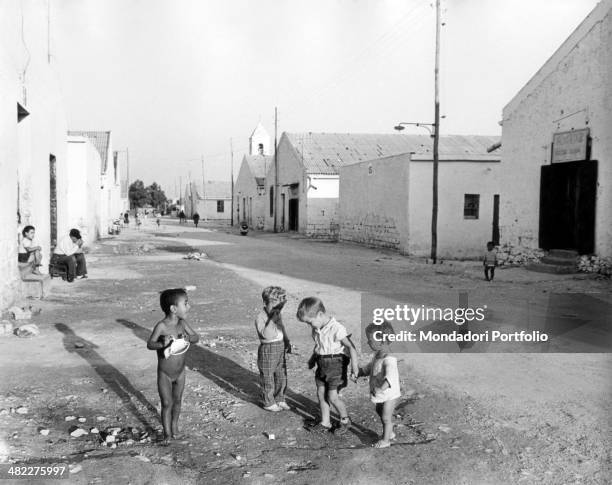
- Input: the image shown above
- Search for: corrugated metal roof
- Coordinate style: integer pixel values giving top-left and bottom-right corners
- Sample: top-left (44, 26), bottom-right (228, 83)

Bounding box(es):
top-left (411, 135), bottom-right (501, 160)
top-left (244, 154), bottom-right (271, 178)
top-left (285, 133), bottom-right (501, 173)
top-left (285, 133), bottom-right (430, 174)
top-left (189, 181), bottom-right (231, 199)
top-left (67, 131), bottom-right (111, 174)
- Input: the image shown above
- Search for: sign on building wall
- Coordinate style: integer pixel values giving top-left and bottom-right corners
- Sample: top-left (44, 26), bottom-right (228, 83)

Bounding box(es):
top-left (552, 128), bottom-right (589, 163)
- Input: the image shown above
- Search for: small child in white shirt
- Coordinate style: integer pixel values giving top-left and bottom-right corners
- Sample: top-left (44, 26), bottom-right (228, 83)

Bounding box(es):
top-left (359, 321), bottom-right (401, 448)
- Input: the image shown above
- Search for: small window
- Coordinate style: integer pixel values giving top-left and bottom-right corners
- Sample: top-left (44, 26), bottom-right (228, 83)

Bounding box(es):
top-left (217, 200), bottom-right (224, 213)
top-left (269, 186), bottom-right (274, 217)
top-left (464, 194), bottom-right (480, 219)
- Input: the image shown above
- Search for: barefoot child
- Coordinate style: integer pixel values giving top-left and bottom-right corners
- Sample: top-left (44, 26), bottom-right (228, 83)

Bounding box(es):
top-left (255, 286), bottom-right (292, 412)
top-left (483, 241), bottom-right (498, 281)
top-left (147, 288), bottom-right (199, 443)
top-left (297, 297), bottom-right (359, 435)
top-left (359, 321), bottom-right (401, 448)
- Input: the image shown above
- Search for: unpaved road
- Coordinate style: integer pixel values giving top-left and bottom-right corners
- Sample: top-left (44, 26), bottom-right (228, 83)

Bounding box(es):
top-left (0, 220), bottom-right (610, 484)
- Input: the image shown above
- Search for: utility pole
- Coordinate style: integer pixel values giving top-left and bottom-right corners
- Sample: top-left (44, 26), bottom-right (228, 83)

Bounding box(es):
top-left (273, 107), bottom-right (278, 233)
top-left (179, 176), bottom-right (182, 209)
top-left (431, 0), bottom-right (441, 264)
top-left (201, 155), bottom-right (205, 198)
top-left (230, 138), bottom-right (234, 226)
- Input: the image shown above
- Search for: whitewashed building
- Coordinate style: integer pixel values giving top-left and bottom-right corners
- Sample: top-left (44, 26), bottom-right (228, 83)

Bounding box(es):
top-left (233, 122), bottom-right (273, 228)
top-left (68, 131), bottom-right (123, 235)
top-left (339, 136), bottom-right (501, 259)
top-left (64, 135), bottom-right (103, 240)
top-left (1, 0), bottom-right (68, 308)
top-left (184, 181), bottom-right (231, 222)
top-left (265, 132), bottom-right (431, 236)
top-left (499, 0), bottom-right (612, 257)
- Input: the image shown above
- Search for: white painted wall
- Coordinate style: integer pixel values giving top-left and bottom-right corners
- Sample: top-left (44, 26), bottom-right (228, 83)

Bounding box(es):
top-left (64, 136), bottom-right (102, 240)
top-left (0, 0), bottom-right (68, 309)
top-left (500, 0), bottom-right (612, 257)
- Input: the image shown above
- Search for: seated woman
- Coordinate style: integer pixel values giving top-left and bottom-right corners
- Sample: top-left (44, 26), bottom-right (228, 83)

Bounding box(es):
top-left (18, 225), bottom-right (43, 275)
top-left (51, 228), bottom-right (88, 283)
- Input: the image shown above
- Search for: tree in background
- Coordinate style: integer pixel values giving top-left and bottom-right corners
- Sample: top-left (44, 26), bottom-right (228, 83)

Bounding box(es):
top-left (129, 180), bottom-right (148, 208)
top-left (146, 182), bottom-right (167, 210)
top-left (128, 180), bottom-right (167, 209)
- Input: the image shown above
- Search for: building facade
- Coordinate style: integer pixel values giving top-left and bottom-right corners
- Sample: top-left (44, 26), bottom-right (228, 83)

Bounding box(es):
top-left (500, 0), bottom-right (612, 257)
top-left (184, 181), bottom-right (231, 222)
top-left (339, 136), bottom-right (501, 258)
top-left (1, 0), bottom-right (68, 309)
top-left (265, 132), bottom-right (433, 237)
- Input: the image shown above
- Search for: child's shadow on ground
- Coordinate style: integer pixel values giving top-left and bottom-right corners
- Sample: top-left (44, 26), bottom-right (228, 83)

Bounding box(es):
top-left (116, 318), bottom-right (377, 444)
top-left (54, 323), bottom-right (158, 431)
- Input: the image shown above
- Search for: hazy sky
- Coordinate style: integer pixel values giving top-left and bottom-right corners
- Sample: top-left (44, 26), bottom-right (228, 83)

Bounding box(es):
top-left (53, 0), bottom-right (600, 198)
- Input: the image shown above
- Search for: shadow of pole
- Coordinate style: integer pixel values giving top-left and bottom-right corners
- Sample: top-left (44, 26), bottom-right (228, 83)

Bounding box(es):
top-left (115, 318), bottom-right (376, 443)
top-left (54, 323), bottom-right (158, 431)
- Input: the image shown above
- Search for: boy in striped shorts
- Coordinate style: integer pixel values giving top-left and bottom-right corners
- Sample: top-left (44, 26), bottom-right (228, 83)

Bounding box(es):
top-left (255, 286), bottom-right (292, 412)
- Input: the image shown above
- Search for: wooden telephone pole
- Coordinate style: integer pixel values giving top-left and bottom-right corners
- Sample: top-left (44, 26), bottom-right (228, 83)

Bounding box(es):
top-left (273, 107), bottom-right (279, 233)
top-left (431, 0), bottom-right (441, 264)
top-left (230, 138), bottom-right (234, 226)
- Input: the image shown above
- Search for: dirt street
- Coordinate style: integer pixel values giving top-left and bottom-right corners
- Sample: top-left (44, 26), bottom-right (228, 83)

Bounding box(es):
top-left (0, 220), bottom-right (610, 484)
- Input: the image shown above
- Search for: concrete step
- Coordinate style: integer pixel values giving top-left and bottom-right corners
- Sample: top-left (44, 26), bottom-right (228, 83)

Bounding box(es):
top-left (21, 274), bottom-right (52, 299)
top-left (548, 249), bottom-right (579, 259)
top-left (524, 263), bottom-right (578, 275)
top-left (541, 255), bottom-right (579, 266)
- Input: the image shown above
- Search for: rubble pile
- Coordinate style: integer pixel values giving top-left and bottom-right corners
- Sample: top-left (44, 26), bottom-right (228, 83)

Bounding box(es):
top-left (183, 252), bottom-right (207, 261)
top-left (98, 426), bottom-right (152, 448)
top-left (496, 244), bottom-right (545, 266)
top-left (577, 255), bottom-right (612, 277)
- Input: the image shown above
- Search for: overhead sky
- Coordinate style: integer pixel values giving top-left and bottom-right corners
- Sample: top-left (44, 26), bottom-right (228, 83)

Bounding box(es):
top-left (52, 0), bottom-right (600, 198)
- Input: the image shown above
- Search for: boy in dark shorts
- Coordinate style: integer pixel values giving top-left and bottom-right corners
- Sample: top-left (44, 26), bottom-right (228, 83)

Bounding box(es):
top-left (147, 288), bottom-right (199, 444)
top-left (297, 297), bottom-right (359, 435)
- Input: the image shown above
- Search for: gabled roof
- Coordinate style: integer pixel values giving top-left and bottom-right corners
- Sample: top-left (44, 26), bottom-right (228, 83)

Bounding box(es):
top-left (189, 181), bottom-right (231, 200)
top-left (243, 154), bottom-right (272, 179)
top-left (284, 132), bottom-right (432, 175)
top-left (250, 122), bottom-right (269, 138)
top-left (411, 135), bottom-right (501, 161)
top-left (67, 131), bottom-right (111, 174)
top-left (284, 133), bottom-right (501, 172)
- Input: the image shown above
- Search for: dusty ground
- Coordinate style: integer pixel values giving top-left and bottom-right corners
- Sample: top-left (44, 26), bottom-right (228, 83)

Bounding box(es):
top-left (0, 219), bottom-right (610, 485)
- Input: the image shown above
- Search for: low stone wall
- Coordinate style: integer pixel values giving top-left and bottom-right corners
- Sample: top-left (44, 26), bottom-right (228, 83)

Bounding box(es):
top-left (578, 255), bottom-right (612, 277)
top-left (306, 223), bottom-right (339, 240)
top-left (339, 215), bottom-right (401, 250)
top-left (496, 244), bottom-right (545, 266)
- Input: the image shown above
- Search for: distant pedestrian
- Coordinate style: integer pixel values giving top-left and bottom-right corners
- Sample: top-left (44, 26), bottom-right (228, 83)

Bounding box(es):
top-left (136, 213), bottom-right (142, 230)
top-left (179, 210), bottom-right (186, 224)
top-left (483, 241), bottom-right (498, 281)
top-left (193, 213), bottom-right (200, 228)
top-left (147, 288), bottom-right (199, 444)
top-left (156, 216), bottom-right (161, 228)
top-left (255, 286), bottom-right (292, 412)
top-left (296, 297), bottom-right (359, 435)
top-left (124, 212), bottom-right (130, 226)
top-left (358, 321), bottom-right (401, 448)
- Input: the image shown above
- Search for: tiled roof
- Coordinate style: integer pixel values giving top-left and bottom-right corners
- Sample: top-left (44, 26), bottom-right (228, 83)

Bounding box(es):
top-left (411, 135), bottom-right (502, 161)
top-left (67, 131), bottom-right (111, 174)
top-left (244, 154), bottom-right (271, 178)
top-left (285, 133), bottom-right (501, 173)
top-left (284, 132), bottom-right (431, 175)
top-left (189, 181), bottom-right (231, 199)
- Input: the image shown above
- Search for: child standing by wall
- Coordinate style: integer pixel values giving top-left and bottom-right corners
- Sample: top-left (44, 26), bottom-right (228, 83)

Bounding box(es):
top-left (359, 321), bottom-right (401, 448)
top-left (147, 288), bottom-right (199, 444)
top-left (483, 241), bottom-right (498, 281)
top-left (296, 297), bottom-right (359, 435)
top-left (255, 286), bottom-right (292, 412)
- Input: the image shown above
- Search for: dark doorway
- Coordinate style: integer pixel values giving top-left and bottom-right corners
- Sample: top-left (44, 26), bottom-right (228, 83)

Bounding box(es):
top-left (281, 193), bottom-right (286, 231)
top-left (288, 198), bottom-right (299, 231)
top-left (492, 194), bottom-right (500, 245)
top-left (49, 154), bottom-right (57, 248)
top-left (539, 161), bottom-right (597, 254)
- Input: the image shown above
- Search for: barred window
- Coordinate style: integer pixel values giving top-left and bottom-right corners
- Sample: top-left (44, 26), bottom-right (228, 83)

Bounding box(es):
top-left (464, 194), bottom-right (480, 219)
top-left (217, 200), bottom-right (224, 213)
